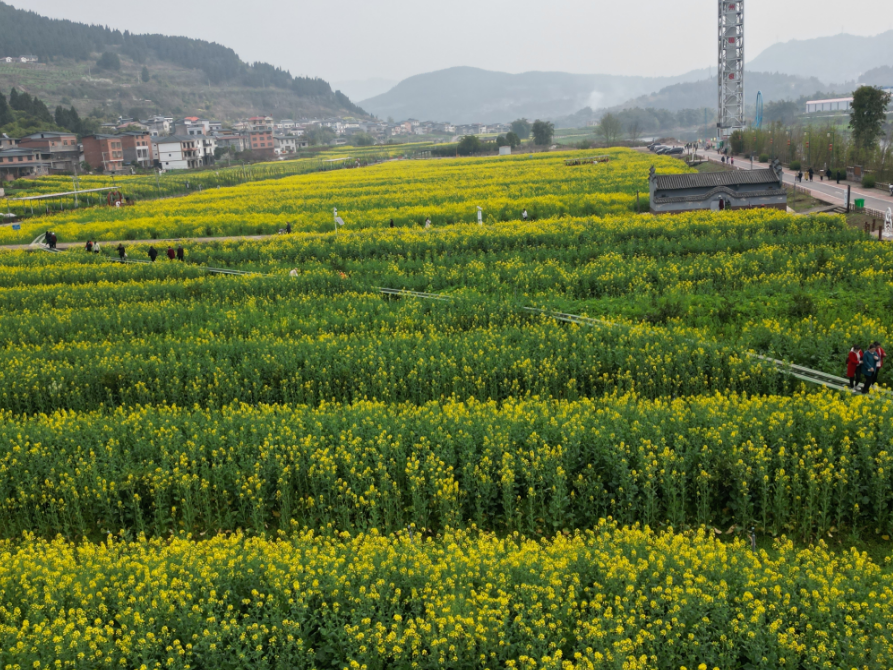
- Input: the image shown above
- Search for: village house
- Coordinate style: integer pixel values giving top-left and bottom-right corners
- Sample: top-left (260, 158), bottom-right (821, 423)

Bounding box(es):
top-left (0, 146), bottom-right (51, 180)
top-left (213, 134), bottom-right (246, 153)
top-left (81, 135), bottom-right (125, 173)
top-left (247, 129), bottom-right (276, 158)
top-left (17, 131), bottom-right (80, 172)
top-left (141, 116), bottom-right (173, 137)
top-left (152, 135), bottom-right (202, 170)
top-left (119, 132), bottom-right (155, 168)
top-left (247, 116), bottom-right (274, 132)
top-left (649, 161), bottom-right (787, 214)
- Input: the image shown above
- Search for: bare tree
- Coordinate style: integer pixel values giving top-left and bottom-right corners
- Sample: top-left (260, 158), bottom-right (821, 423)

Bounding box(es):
top-left (626, 119), bottom-right (642, 142)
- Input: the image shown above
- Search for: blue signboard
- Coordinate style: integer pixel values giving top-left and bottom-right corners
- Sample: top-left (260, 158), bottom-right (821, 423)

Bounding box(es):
top-left (12, 224), bottom-right (20, 230)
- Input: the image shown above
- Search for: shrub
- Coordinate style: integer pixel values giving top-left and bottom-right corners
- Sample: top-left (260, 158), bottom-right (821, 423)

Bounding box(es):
top-left (759, 154), bottom-right (770, 163)
top-left (789, 160), bottom-right (801, 171)
top-left (862, 174), bottom-right (876, 188)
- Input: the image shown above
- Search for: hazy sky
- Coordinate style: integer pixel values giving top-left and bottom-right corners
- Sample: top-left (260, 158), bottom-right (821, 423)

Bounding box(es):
top-left (11, 0), bottom-right (893, 83)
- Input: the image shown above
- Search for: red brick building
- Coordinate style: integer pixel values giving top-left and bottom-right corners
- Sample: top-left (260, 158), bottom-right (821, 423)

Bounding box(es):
top-left (82, 135), bottom-right (125, 173)
top-left (248, 130), bottom-right (275, 158)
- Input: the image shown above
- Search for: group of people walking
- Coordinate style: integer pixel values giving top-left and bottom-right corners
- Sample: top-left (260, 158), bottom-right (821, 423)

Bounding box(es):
top-left (796, 168), bottom-right (815, 183)
top-left (147, 245), bottom-right (185, 262)
top-left (84, 240), bottom-right (102, 254)
top-left (847, 342), bottom-right (887, 394)
top-left (44, 231), bottom-right (58, 249)
top-left (108, 243), bottom-right (185, 262)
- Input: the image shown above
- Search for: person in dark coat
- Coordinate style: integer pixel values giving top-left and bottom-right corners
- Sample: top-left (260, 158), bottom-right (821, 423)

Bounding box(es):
top-left (166, 246), bottom-right (176, 261)
top-left (148, 246), bottom-right (158, 262)
top-left (861, 344), bottom-right (879, 394)
top-left (286, 222), bottom-right (292, 234)
top-left (117, 243), bottom-right (126, 260)
top-left (176, 245), bottom-right (185, 261)
top-left (808, 167), bottom-right (814, 181)
top-left (85, 240), bottom-right (93, 253)
top-left (872, 340), bottom-right (886, 385)
top-left (389, 219), bottom-right (394, 228)
top-left (847, 344), bottom-right (863, 391)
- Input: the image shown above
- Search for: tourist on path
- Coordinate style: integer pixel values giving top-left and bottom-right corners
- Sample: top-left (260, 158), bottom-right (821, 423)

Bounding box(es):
top-left (847, 345), bottom-right (863, 391)
top-left (148, 246), bottom-right (158, 262)
top-left (860, 345), bottom-right (880, 394)
top-left (176, 245), bottom-right (185, 262)
top-left (117, 243), bottom-right (126, 260)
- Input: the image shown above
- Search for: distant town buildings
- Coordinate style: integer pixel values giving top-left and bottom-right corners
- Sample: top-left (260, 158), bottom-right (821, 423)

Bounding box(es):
top-left (1, 84), bottom-right (504, 178)
top-left (1, 55), bottom-right (38, 64)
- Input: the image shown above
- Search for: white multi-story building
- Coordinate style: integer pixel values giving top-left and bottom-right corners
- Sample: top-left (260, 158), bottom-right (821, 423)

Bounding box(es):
top-left (152, 135), bottom-right (202, 170)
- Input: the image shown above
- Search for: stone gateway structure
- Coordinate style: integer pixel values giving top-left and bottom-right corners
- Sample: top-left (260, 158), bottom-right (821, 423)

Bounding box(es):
top-left (649, 160), bottom-right (787, 214)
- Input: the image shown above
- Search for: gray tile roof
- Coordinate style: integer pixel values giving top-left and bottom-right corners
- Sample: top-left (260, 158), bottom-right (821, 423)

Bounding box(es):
top-left (653, 168), bottom-right (780, 190)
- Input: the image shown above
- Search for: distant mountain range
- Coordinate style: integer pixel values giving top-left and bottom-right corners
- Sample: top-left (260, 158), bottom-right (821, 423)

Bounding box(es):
top-left (361, 32), bottom-right (893, 125)
top-left (614, 71), bottom-right (833, 113)
top-left (360, 67), bottom-right (710, 124)
top-left (747, 31), bottom-right (893, 85)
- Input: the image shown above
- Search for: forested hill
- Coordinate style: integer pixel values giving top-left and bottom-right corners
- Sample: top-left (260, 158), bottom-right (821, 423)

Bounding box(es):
top-left (0, 1), bottom-right (363, 113)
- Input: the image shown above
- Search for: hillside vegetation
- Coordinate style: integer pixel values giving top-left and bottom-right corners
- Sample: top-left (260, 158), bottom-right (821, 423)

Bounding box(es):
top-left (0, 1), bottom-right (364, 120)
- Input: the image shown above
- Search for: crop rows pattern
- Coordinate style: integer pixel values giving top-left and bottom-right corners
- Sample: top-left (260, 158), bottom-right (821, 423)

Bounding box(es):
top-left (1, 150), bottom-right (892, 669)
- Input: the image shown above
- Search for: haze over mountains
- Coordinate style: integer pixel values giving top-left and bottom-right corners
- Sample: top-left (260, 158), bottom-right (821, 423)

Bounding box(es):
top-left (360, 67), bottom-right (711, 125)
top-left (747, 30), bottom-right (893, 84)
top-left (361, 31), bottom-right (893, 125)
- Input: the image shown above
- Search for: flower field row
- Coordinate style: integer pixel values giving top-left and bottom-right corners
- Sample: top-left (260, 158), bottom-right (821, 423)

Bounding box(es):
top-left (0, 149), bottom-right (688, 244)
top-left (2, 525), bottom-right (893, 670)
top-left (1, 210), bottom-right (888, 376)
top-left (0, 298), bottom-right (786, 415)
top-left (1, 392), bottom-right (891, 540)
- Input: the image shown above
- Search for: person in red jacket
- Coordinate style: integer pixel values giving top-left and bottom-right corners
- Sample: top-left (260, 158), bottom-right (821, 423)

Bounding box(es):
top-left (166, 246), bottom-right (176, 261)
top-left (847, 344), bottom-right (863, 391)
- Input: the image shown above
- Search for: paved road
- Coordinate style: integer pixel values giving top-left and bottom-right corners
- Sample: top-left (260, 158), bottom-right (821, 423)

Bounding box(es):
top-left (700, 149), bottom-right (893, 215)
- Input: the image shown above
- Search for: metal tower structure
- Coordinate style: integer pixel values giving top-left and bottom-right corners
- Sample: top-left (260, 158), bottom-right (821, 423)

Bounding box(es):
top-left (718, 1), bottom-right (745, 138)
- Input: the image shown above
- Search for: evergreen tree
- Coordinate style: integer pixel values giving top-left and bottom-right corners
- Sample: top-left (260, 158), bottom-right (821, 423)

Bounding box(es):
top-left (96, 51), bottom-right (121, 71)
top-left (55, 105), bottom-right (84, 134)
top-left (141, 66), bottom-right (150, 83)
top-left (8, 88), bottom-right (20, 111)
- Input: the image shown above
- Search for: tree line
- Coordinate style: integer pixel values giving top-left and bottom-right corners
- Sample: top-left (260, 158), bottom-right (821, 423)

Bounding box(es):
top-left (0, 87), bottom-right (98, 137)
